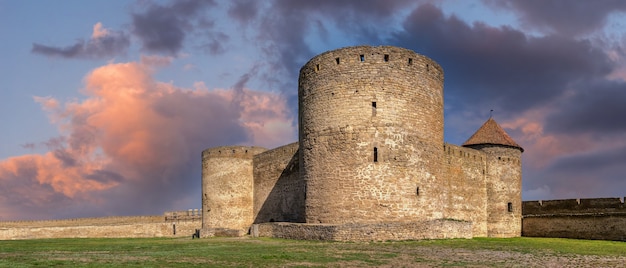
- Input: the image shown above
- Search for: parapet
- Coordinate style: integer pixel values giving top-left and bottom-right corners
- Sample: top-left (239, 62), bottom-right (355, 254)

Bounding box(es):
top-left (443, 143), bottom-right (486, 161)
top-left (201, 146), bottom-right (267, 160)
top-left (164, 209), bottom-right (201, 222)
top-left (253, 142), bottom-right (298, 165)
top-left (523, 198), bottom-right (626, 216)
top-left (0, 215), bottom-right (164, 228)
top-left (299, 45), bottom-right (443, 85)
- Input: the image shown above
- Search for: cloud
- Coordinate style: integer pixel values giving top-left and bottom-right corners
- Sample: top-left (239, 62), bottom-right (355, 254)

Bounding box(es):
top-left (545, 80), bottom-right (626, 136)
top-left (525, 144), bottom-right (626, 200)
top-left (228, 0), bottom-right (259, 26)
top-left (32, 22), bottom-right (130, 59)
top-left (390, 4), bottom-right (615, 118)
top-left (485, 0), bottom-right (626, 36)
top-left (131, 0), bottom-right (216, 55)
top-left (0, 59), bottom-right (295, 220)
top-left (201, 32), bottom-right (229, 55)
top-left (252, 0), bottom-right (418, 75)
top-left (499, 99), bottom-right (626, 201)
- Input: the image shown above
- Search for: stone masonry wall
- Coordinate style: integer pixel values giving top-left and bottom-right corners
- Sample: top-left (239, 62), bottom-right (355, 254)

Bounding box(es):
top-left (299, 46), bottom-right (446, 225)
top-left (252, 220), bottom-right (472, 242)
top-left (253, 142), bottom-right (304, 223)
top-left (442, 144), bottom-right (488, 237)
top-left (0, 216), bottom-right (201, 240)
top-left (201, 146), bottom-right (267, 234)
top-left (522, 198), bottom-right (626, 241)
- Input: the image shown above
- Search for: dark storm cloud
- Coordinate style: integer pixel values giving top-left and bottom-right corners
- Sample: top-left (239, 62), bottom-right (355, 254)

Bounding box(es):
top-left (201, 32), bottom-right (229, 55)
top-left (131, 0), bottom-right (216, 55)
top-left (549, 145), bottom-right (626, 175)
top-left (31, 30), bottom-right (130, 59)
top-left (527, 145), bottom-right (626, 199)
top-left (228, 0), bottom-right (259, 25)
top-left (485, 0), bottom-right (626, 36)
top-left (389, 4), bottom-right (614, 117)
top-left (545, 80), bottom-right (626, 135)
top-left (258, 0), bottom-right (418, 73)
top-left (241, 0), bottom-right (417, 116)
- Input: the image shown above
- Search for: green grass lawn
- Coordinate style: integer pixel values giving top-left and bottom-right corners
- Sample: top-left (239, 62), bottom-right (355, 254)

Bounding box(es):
top-left (0, 237), bottom-right (624, 267)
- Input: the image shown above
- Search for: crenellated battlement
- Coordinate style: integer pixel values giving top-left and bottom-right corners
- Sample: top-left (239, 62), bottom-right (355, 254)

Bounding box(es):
top-left (299, 45), bottom-right (443, 86)
top-left (202, 146), bottom-right (267, 160)
top-left (164, 209), bottom-right (202, 222)
top-left (253, 142), bottom-right (298, 166)
top-left (522, 198), bottom-right (626, 241)
top-left (0, 215), bottom-right (164, 228)
top-left (444, 143), bottom-right (485, 161)
top-left (523, 198), bottom-right (626, 216)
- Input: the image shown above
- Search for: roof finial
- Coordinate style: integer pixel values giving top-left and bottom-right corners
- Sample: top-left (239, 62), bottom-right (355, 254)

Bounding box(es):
top-left (489, 109), bottom-right (494, 118)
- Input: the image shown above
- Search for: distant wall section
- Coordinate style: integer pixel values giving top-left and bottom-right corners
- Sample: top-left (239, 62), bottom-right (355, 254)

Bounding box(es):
top-left (0, 214), bottom-right (200, 240)
top-left (522, 198), bottom-right (626, 241)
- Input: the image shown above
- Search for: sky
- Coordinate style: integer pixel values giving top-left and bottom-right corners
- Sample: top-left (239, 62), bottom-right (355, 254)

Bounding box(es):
top-left (1, 0), bottom-right (626, 220)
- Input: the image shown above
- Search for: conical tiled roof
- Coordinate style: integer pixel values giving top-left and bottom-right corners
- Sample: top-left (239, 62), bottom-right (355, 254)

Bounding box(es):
top-left (462, 117), bottom-right (524, 152)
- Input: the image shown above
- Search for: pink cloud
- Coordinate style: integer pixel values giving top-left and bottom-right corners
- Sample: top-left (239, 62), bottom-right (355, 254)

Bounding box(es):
top-left (501, 103), bottom-right (626, 200)
top-left (502, 103), bottom-right (597, 169)
top-left (92, 22), bottom-right (109, 39)
top-left (0, 59), bottom-right (295, 220)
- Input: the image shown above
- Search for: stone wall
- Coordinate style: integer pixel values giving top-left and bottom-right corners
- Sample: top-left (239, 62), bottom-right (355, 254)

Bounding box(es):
top-left (253, 142), bottom-right (304, 223)
top-left (442, 144), bottom-right (488, 237)
top-left (0, 215), bottom-right (201, 240)
top-left (299, 45), bottom-right (446, 225)
top-left (252, 220), bottom-right (472, 242)
top-left (522, 198), bottom-right (626, 241)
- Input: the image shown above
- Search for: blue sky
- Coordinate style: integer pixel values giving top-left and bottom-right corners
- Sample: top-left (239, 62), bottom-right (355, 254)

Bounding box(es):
top-left (1, 0), bottom-right (626, 220)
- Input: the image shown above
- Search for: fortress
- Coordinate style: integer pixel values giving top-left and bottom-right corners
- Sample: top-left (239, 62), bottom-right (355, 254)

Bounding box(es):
top-left (2, 46), bottom-right (623, 241)
top-left (200, 46), bottom-right (524, 241)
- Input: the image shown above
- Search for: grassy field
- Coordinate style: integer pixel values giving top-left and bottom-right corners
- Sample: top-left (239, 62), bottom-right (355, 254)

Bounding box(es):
top-left (0, 236), bottom-right (624, 267)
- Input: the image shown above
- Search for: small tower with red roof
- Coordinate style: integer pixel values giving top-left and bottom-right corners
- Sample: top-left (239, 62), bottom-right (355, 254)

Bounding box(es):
top-left (463, 117), bottom-right (524, 237)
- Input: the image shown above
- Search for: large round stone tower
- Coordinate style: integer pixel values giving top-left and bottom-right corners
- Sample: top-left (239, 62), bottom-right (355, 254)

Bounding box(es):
top-left (201, 146), bottom-right (267, 236)
top-left (299, 46), bottom-right (445, 224)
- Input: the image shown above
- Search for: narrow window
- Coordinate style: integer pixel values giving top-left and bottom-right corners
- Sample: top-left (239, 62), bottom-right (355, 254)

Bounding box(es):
top-left (507, 202), bottom-right (513, 212)
top-left (315, 64), bottom-right (320, 71)
top-left (373, 147), bottom-right (378, 162)
top-left (372, 101), bottom-right (377, 116)
top-left (360, 54), bottom-right (365, 61)
top-left (384, 54), bottom-right (389, 62)
top-left (426, 64), bottom-right (429, 71)
top-left (408, 58), bottom-right (413, 65)
top-left (416, 187), bottom-right (420, 196)
top-left (335, 57), bottom-right (340, 64)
